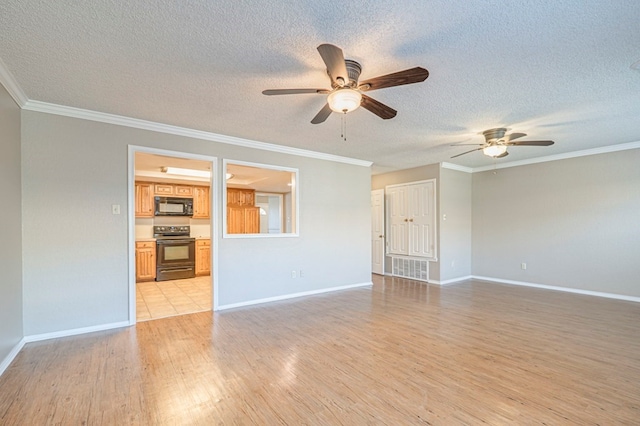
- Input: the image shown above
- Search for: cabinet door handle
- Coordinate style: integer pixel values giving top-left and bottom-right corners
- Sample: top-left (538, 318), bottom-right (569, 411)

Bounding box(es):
top-left (404, 218), bottom-right (408, 222)
top-left (379, 235), bottom-right (384, 238)
top-left (409, 219), bottom-right (414, 222)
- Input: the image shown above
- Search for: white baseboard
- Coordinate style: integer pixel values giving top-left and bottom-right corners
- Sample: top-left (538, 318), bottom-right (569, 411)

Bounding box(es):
top-left (429, 275), bottom-right (473, 285)
top-left (0, 338), bottom-right (26, 377)
top-left (24, 321), bottom-right (131, 343)
top-left (217, 282), bottom-right (373, 311)
top-left (472, 276), bottom-right (640, 303)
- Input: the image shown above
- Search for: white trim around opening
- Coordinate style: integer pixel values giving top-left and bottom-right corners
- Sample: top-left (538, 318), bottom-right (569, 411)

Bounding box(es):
top-left (128, 145), bottom-right (219, 325)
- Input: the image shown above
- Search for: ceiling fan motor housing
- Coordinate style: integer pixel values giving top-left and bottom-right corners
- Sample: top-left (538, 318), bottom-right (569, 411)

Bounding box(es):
top-left (483, 127), bottom-right (508, 142)
top-left (344, 59), bottom-right (362, 87)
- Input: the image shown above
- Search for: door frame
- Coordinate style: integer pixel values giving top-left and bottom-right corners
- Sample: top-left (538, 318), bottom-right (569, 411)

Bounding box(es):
top-left (371, 188), bottom-right (385, 275)
top-left (127, 145), bottom-right (219, 325)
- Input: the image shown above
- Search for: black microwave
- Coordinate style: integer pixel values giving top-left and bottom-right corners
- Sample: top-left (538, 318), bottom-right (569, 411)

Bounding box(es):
top-left (154, 196), bottom-right (194, 216)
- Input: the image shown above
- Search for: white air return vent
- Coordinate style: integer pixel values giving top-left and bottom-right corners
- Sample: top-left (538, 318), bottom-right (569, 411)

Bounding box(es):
top-left (392, 257), bottom-right (429, 282)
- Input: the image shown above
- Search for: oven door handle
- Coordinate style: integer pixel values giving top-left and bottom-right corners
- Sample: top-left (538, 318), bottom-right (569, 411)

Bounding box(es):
top-left (158, 267), bottom-right (194, 273)
top-left (156, 240), bottom-right (193, 245)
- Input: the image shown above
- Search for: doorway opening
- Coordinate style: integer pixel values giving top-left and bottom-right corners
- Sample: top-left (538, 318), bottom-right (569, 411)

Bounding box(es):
top-left (128, 146), bottom-right (218, 324)
top-left (371, 189), bottom-right (385, 275)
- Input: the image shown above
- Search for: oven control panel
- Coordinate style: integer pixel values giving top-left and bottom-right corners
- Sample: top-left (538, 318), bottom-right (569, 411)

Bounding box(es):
top-left (153, 225), bottom-right (190, 237)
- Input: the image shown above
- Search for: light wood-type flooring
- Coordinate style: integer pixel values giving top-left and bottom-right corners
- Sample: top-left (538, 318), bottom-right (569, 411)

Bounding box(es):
top-left (136, 276), bottom-right (211, 321)
top-left (1, 275), bottom-right (639, 424)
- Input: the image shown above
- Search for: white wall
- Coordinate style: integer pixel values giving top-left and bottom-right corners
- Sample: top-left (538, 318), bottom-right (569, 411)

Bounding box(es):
top-left (472, 149), bottom-right (640, 297)
top-left (21, 110), bottom-right (372, 335)
top-left (0, 83), bottom-right (23, 363)
top-left (438, 168), bottom-right (472, 282)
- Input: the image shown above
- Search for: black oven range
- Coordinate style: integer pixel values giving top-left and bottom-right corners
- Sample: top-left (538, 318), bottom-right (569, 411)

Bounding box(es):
top-left (153, 225), bottom-right (196, 281)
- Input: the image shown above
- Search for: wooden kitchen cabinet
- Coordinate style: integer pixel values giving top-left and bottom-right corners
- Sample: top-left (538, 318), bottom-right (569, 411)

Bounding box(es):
top-left (195, 239), bottom-right (211, 276)
top-left (135, 241), bottom-right (156, 281)
top-left (227, 206), bottom-right (260, 234)
top-left (227, 188), bottom-right (259, 233)
top-left (193, 186), bottom-right (210, 219)
top-left (174, 185), bottom-right (193, 196)
top-left (227, 188), bottom-right (255, 207)
top-left (135, 182), bottom-right (154, 218)
top-left (154, 183), bottom-right (174, 196)
top-left (154, 183), bottom-right (194, 197)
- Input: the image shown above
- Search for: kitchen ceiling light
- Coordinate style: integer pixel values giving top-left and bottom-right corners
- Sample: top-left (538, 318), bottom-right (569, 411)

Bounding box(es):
top-left (327, 88), bottom-right (362, 113)
top-left (161, 166), bottom-right (210, 178)
top-left (483, 145), bottom-right (508, 157)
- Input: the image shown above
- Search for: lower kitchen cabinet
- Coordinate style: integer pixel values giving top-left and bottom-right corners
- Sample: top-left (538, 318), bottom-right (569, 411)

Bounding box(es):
top-left (135, 241), bottom-right (156, 282)
top-left (195, 239), bottom-right (211, 276)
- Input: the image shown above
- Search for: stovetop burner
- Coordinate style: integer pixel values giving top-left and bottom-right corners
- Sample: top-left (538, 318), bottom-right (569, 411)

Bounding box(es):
top-left (153, 225), bottom-right (191, 238)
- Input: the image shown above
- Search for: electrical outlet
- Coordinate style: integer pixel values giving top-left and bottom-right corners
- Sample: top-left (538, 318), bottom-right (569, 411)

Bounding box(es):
top-left (299, 270), bottom-right (304, 278)
top-left (112, 204), bottom-right (121, 215)
top-left (291, 270), bottom-right (297, 279)
top-left (521, 263), bottom-right (527, 270)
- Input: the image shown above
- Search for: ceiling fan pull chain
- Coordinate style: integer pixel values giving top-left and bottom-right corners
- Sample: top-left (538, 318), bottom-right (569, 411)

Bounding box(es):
top-left (341, 111), bottom-right (347, 141)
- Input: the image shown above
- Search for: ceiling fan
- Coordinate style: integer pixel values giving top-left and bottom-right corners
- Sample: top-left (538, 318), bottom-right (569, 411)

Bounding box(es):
top-left (451, 128), bottom-right (555, 158)
top-left (262, 44), bottom-right (429, 124)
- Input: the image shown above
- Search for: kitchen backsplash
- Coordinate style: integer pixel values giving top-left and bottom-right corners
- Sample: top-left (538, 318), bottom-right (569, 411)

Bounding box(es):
top-left (135, 217), bottom-right (210, 239)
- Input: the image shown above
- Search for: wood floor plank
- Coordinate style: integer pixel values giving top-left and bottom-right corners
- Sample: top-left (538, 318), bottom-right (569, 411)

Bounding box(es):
top-left (1, 275), bottom-right (639, 424)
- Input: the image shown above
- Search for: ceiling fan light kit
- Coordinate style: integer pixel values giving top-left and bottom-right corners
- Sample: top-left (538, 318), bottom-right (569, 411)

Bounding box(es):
top-left (483, 144), bottom-right (507, 157)
top-left (327, 88), bottom-right (362, 113)
top-left (451, 127), bottom-right (555, 159)
top-left (262, 43), bottom-right (429, 124)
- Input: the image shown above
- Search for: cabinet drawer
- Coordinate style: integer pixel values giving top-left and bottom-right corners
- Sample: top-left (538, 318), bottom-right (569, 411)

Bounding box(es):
top-left (136, 241), bottom-right (156, 249)
top-left (196, 239), bottom-right (211, 247)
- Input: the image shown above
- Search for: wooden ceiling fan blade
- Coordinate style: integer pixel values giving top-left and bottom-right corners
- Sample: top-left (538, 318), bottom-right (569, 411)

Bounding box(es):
top-left (317, 44), bottom-right (349, 87)
top-left (450, 143), bottom-right (484, 146)
top-left (508, 132), bottom-right (527, 141)
top-left (311, 103), bottom-right (333, 124)
top-left (508, 140), bottom-right (555, 146)
top-left (262, 89), bottom-right (328, 96)
top-left (361, 95), bottom-right (397, 119)
top-left (451, 147), bottom-right (483, 158)
top-left (358, 67), bottom-right (429, 91)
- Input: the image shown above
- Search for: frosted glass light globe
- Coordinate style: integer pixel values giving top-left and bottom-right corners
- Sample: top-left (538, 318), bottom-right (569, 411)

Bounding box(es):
top-left (327, 88), bottom-right (362, 113)
top-left (483, 145), bottom-right (508, 157)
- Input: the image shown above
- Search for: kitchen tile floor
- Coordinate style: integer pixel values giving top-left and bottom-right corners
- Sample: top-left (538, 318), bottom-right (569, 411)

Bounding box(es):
top-left (136, 276), bottom-right (212, 322)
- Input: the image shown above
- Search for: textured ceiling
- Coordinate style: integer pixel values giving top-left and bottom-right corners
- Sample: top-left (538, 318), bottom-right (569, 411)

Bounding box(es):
top-left (1, 1), bottom-right (639, 173)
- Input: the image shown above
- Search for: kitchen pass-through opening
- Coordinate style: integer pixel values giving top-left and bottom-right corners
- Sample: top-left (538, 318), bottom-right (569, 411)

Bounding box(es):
top-left (129, 146), bottom-right (218, 323)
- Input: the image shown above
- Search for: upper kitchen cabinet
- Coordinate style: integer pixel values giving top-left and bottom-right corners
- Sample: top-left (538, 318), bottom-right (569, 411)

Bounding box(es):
top-left (154, 183), bottom-right (193, 197)
top-left (135, 182), bottom-right (154, 218)
top-left (193, 186), bottom-right (210, 219)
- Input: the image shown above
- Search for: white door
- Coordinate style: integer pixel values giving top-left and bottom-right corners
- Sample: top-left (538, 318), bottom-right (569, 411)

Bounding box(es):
top-left (408, 181), bottom-right (435, 258)
top-left (386, 185), bottom-right (408, 255)
top-left (371, 189), bottom-right (385, 275)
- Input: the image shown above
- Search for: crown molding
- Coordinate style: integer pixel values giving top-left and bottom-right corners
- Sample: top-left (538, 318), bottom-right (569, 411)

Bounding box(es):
top-left (471, 141), bottom-right (640, 173)
top-left (441, 162), bottom-right (473, 173)
top-left (11, 89), bottom-right (639, 173)
top-left (0, 57), bottom-right (28, 107)
top-left (21, 100), bottom-right (373, 168)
